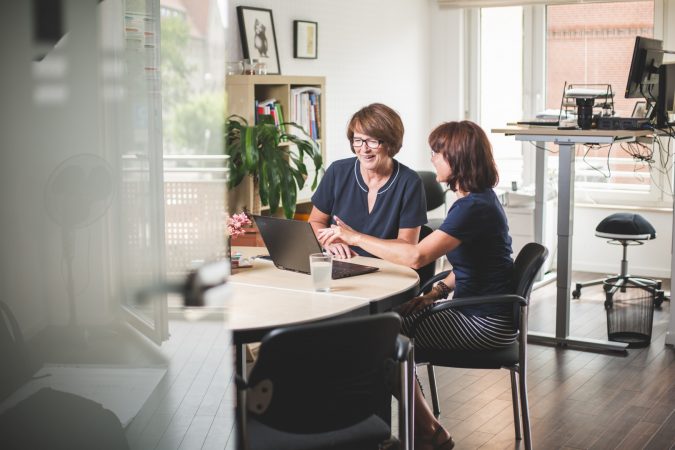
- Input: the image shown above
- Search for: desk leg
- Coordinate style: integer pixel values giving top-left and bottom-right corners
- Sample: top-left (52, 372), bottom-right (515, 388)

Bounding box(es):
top-left (533, 141), bottom-right (549, 284)
top-left (555, 142), bottom-right (574, 341)
top-left (528, 141), bottom-right (627, 352)
top-left (534, 141), bottom-right (547, 246)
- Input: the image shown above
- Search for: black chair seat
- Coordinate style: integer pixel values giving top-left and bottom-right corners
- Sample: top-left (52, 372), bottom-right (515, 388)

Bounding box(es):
top-left (415, 343), bottom-right (519, 369)
top-left (595, 212), bottom-right (656, 240)
top-left (248, 414), bottom-right (391, 450)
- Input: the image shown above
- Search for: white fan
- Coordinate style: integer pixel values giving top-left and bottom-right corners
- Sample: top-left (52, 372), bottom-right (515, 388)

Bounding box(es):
top-left (45, 154), bottom-right (114, 327)
top-left (46, 154), bottom-right (113, 230)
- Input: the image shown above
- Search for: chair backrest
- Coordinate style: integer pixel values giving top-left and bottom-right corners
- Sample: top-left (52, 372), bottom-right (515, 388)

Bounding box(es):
top-left (415, 225), bottom-right (436, 288)
top-left (417, 171), bottom-right (446, 211)
top-left (512, 242), bottom-right (549, 301)
top-left (245, 313), bottom-right (402, 434)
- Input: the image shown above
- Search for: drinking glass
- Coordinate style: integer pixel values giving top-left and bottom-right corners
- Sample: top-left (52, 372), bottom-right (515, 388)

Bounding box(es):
top-left (309, 253), bottom-right (332, 292)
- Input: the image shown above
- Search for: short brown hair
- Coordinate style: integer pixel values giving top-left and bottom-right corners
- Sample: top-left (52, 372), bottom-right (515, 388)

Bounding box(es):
top-left (346, 103), bottom-right (404, 157)
top-left (428, 121), bottom-right (499, 193)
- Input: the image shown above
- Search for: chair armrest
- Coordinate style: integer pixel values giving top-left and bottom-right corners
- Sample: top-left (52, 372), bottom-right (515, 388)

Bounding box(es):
top-left (395, 334), bottom-right (411, 362)
top-left (409, 294), bottom-right (526, 340)
top-left (235, 374), bottom-right (249, 450)
top-left (417, 270), bottom-right (453, 295)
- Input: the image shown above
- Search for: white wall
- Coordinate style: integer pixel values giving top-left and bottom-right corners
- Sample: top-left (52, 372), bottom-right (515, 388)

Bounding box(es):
top-left (429, 5), bottom-right (465, 127)
top-left (225, 0), bottom-right (434, 170)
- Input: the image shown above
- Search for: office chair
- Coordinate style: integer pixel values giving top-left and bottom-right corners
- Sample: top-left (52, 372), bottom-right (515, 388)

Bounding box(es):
top-left (418, 170), bottom-right (451, 275)
top-left (417, 171), bottom-right (448, 231)
top-left (410, 242), bottom-right (548, 450)
top-left (414, 225), bottom-right (436, 289)
top-left (236, 312), bottom-right (414, 450)
top-left (572, 213), bottom-right (665, 307)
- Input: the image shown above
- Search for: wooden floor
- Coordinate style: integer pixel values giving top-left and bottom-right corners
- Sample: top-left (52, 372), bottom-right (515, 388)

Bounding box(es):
top-left (416, 272), bottom-right (675, 449)
top-left (128, 272), bottom-right (674, 450)
top-left (126, 319), bottom-right (235, 450)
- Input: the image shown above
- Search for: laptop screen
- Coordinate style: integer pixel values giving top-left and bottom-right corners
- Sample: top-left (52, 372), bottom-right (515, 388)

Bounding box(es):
top-left (251, 215), bottom-right (379, 278)
top-left (252, 215), bottom-right (323, 274)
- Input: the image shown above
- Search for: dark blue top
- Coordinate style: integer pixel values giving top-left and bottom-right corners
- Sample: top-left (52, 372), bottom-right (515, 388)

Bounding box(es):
top-left (311, 157), bottom-right (427, 257)
top-left (439, 189), bottom-right (514, 316)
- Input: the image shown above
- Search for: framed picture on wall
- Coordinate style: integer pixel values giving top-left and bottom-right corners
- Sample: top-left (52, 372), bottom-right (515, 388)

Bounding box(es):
top-left (236, 6), bottom-right (281, 74)
top-left (293, 20), bottom-right (318, 59)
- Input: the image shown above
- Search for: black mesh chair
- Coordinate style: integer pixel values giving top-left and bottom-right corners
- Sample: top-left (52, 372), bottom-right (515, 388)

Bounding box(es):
top-left (236, 313), bottom-right (414, 450)
top-left (410, 243), bottom-right (548, 450)
top-left (417, 171), bottom-right (448, 231)
top-left (414, 225), bottom-right (436, 289)
top-left (417, 170), bottom-right (450, 277)
top-left (572, 213), bottom-right (665, 307)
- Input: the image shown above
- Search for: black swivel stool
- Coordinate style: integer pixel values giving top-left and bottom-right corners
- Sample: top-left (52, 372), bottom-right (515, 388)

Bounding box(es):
top-left (572, 213), bottom-right (665, 307)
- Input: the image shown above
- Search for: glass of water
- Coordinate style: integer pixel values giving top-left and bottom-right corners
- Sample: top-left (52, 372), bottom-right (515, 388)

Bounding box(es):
top-left (309, 253), bottom-right (332, 292)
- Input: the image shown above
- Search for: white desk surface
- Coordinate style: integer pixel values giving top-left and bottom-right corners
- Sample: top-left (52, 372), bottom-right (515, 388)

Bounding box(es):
top-left (493, 125), bottom-right (652, 139)
top-left (228, 246), bottom-right (419, 335)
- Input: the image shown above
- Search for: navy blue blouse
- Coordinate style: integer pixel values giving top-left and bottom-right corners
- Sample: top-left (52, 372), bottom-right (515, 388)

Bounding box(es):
top-left (439, 189), bottom-right (514, 315)
top-left (311, 157), bottom-right (427, 257)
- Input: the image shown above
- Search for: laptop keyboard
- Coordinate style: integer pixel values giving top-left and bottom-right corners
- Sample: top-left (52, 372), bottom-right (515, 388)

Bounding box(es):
top-left (331, 260), bottom-right (376, 279)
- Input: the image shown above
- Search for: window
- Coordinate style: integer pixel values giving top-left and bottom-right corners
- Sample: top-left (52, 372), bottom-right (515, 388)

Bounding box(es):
top-left (480, 7), bottom-right (525, 189)
top-left (545, 1), bottom-right (669, 204)
top-left (476, 1), bottom-right (670, 206)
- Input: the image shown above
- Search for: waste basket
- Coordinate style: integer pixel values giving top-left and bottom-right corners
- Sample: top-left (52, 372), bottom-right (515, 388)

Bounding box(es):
top-left (604, 281), bottom-right (655, 348)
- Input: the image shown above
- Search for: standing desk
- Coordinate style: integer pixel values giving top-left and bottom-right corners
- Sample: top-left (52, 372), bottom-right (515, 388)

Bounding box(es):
top-left (492, 126), bottom-right (653, 352)
top-left (228, 246), bottom-right (419, 375)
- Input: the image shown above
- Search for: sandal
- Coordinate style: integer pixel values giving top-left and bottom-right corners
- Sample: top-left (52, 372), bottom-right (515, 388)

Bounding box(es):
top-left (418, 425), bottom-right (455, 450)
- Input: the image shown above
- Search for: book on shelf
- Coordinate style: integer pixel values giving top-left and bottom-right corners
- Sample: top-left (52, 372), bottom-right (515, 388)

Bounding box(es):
top-left (255, 98), bottom-right (285, 131)
top-left (290, 87), bottom-right (321, 140)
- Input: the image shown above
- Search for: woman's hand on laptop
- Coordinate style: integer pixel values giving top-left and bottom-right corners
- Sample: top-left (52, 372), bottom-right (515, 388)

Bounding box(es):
top-left (318, 216), bottom-right (361, 247)
top-left (324, 243), bottom-right (356, 259)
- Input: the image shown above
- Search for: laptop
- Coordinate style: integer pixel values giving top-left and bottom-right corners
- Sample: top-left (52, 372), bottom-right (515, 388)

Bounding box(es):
top-left (252, 215), bottom-right (379, 279)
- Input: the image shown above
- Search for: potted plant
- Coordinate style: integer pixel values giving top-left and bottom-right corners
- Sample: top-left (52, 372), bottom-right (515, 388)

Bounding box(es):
top-left (225, 115), bottom-right (323, 219)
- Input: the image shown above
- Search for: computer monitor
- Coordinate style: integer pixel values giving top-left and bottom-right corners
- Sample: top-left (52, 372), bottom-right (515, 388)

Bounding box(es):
top-left (624, 36), bottom-right (663, 100)
top-left (655, 62), bottom-right (675, 128)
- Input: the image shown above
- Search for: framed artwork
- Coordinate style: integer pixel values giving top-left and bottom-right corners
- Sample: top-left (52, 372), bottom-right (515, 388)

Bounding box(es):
top-left (293, 20), bottom-right (318, 59)
top-left (236, 6), bottom-right (281, 74)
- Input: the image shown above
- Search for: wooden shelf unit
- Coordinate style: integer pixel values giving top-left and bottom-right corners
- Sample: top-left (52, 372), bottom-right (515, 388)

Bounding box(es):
top-left (225, 75), bottom-right (326, 215)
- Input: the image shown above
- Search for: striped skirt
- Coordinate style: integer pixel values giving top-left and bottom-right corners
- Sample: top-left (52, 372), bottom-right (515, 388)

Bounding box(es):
top-left (401, 305), bottom-right (518, 351)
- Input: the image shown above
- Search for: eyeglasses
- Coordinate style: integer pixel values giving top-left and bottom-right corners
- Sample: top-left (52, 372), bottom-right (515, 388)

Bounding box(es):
top-left (351, 138), bottom-right (382, 150)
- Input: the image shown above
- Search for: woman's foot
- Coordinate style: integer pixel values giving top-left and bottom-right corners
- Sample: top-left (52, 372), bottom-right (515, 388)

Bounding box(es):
top-left (415, 424), bottom-right (454, 450)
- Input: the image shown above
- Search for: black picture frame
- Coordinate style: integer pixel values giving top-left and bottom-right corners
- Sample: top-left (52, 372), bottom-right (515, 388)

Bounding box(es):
top-left (293, 20), bottom-right (318, 59)
top-left (236, 6), bottom-right (281, 74)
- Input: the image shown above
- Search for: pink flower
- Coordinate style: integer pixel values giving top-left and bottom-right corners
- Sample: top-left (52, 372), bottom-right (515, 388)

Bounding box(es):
top-left (227, 212), bottom-right (252, 238)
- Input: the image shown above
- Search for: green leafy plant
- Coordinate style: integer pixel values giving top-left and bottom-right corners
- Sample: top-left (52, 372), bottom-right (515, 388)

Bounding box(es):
top-left (226, 115), bottom-right (323, 219)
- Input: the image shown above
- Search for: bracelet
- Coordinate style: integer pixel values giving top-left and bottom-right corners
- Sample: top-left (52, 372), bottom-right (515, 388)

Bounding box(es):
top-left (435, 281), bottom-right (452, 299)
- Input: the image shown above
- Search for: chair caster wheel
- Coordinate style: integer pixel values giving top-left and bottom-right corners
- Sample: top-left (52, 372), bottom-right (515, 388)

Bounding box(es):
top-left (572, 290), bottom-right (580, 299)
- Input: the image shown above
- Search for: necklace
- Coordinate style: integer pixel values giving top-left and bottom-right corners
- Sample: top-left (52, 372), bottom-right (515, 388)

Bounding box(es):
top-left (353, 159), bottom-right (400, 195)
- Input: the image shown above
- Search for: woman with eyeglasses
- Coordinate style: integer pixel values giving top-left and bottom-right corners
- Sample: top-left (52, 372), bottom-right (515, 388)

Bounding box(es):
top-left (309, 103), bottom-right (427, 258)
top-left (319, 121), bottom-right (516, 450)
